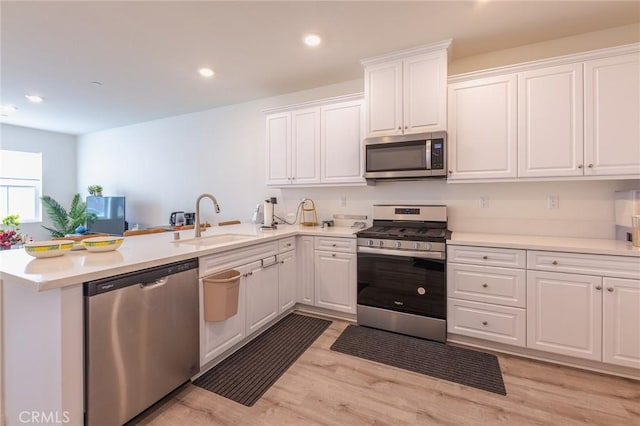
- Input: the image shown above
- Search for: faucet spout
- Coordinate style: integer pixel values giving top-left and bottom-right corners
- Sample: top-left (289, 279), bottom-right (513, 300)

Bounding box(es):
top-left (195, 193), bottom-right (221, 237)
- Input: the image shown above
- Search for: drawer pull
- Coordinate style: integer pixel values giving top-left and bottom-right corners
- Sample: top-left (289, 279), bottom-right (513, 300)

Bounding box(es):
top-left (332, 243), bottom-right (337, 247)
top-left (482, 321), bottom-right (488, 326)
top-left (482, 283), bottom-right (488, 288)
top-left (331, 253), bottom-right (336, 257)
top-left (286, 243), bottom-right (292, 247)
top-left (552, 260), bottom-right (558, 265)
top-left (595, 286), bottom-right (602, 290)
top-left (482, 256), bottom-right (488, 260)
top-left (607, 287), bottom-right (614, 292)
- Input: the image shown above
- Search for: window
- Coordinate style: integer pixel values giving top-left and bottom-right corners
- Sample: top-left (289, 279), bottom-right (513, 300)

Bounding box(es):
top-left (0, 150), bottom-right (43, 222)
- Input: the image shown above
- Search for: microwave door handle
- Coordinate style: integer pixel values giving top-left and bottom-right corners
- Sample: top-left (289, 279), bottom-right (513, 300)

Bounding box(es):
top-left (425, 139), bottom-right (432, 170)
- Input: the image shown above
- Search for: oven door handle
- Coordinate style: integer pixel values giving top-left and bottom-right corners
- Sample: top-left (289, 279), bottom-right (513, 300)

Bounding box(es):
top-left (357, 246), bottom-right (445, 260)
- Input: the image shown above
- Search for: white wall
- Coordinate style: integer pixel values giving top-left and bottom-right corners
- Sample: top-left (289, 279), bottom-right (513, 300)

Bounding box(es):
top-left (76, 26), bottom-right (640, 240)
top-left (0, 124), bottom-right (77, 241)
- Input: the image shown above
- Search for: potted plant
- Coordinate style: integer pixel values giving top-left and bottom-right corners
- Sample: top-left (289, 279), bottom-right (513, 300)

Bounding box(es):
top-left (0, 214), bottom-right (26, 249)
top-left (88, 185), bottom-right (103, 196)
top-left (41, 194), bottom-right (97, 238)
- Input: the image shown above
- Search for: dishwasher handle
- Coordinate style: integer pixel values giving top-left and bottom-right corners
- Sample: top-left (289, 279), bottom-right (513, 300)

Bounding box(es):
top-left (140, 277), bottom-right (169, 289)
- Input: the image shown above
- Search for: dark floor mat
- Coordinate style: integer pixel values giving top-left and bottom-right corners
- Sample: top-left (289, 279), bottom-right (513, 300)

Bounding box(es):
top-left (330, 325), bottom-right (506, 395)
top-left (193, 313), bottom-right (331, 406)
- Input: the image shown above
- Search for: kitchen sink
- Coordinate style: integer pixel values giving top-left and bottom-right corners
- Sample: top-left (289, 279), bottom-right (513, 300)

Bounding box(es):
top-left (172, 233), bottom-right (257, 247)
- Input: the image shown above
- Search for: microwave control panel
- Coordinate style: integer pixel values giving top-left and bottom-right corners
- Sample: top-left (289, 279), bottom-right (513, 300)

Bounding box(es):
top-left (431, 139), bottom-right (444, 170)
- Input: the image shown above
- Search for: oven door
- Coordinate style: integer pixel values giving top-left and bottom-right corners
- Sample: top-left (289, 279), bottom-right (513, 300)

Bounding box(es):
top-left (357, 251), bottom-right (445, 319)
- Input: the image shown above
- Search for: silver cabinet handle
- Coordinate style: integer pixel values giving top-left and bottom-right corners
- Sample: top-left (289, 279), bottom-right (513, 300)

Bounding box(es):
top-left (595, 286), bottom-right (602, 290)
top-left (607, 287), bottom-right (614, 292)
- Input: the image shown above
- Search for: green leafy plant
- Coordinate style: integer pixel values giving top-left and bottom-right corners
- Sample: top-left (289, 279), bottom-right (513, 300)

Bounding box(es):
top-left (41, 194), bottom-right (97, 238)
top-left (88, 185), bottom-right (103, 196)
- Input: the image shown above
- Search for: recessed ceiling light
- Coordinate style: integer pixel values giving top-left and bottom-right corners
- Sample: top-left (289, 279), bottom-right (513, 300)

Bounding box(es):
top-left (25, 94), bottom-right (44, 103)
top-left (304, 34), bottom-right (322, 47)
top-left (198, 68), bottom-right (215, 78)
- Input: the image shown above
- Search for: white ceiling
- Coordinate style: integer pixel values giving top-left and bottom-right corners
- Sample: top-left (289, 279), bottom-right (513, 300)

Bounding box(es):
top-left (1, 1), bottom-right (639, 135)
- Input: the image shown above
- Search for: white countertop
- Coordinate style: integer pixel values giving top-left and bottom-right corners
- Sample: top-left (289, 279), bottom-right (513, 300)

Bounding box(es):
top-left (449, 232), bottom-right (640, 257)
top-left (4, 225), bottom-right (639, 291)
top-left (0, 223), bottom-right (357, 291)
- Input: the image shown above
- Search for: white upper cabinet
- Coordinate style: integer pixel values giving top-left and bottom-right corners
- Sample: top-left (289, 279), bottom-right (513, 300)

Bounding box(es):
top-left (448, 74), bottom-right (518, 180)
top-left (266, 108), bottom-right (320, 186)
top-left (320, 99), bottom-right (365, 184)
top-left (447, 44), bottom-right (640, 182)
top-left (265, 94), bottom-right (365, 187)
top-left (518, 63), bottom-right (584, 178)
top-left (363, 41), bottom-right (450, 137)
top-left (584, 53), bottom-right (640, 176)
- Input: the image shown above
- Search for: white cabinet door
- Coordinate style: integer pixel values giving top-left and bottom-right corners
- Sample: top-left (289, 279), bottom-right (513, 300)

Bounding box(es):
top-left (320, 99), bottom-right (365, 184)
top-left (527, 270), bottom-right (602, 361)
top-left (518, 63), bottom-right (584, 177)
top-left (314, 251), bottom-right (357, 314)
top-left (297, 236), bottom-right (315, 305)
top-left (603, 277), bottom-right (640, 369)
top-left (291, 107), bottom-right (321, 184)
top-left (403, 51), bottom-right (447, 133)
top-left (266, 112), bottom-right (291, 185)
top-left (448, 74), bottom-right (518, 180)
top-left (364, 60), bottom-right (403, 137)
top-left (246, 259), bottom-right (279, 335)
top-left (584, 53), bottom-right (640, 176)
top-left (278, 250), bottom-right (297, 313)
top-left (200, 261), bottom-right (255, 366)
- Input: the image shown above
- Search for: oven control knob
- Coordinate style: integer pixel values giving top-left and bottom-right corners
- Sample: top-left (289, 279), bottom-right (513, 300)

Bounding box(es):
top-left (417, 287), bottom-right (426, 295)
top-left (367, 239), bottom-right (374, 246)
top-left (395, 241), bottom-right (402, 248)
top-left (378, 240), bottom-right (384, 247)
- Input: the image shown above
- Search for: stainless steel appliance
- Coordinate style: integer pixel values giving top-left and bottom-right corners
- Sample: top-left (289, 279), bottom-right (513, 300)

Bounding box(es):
top-left (84, 259), bottom-right (200, 426)
top-left (363, 131), bottom-right (446, 180)
top-left (357, 205), bottom-right (449, 342)
top-left (169, 211), bottom-right (185, 226)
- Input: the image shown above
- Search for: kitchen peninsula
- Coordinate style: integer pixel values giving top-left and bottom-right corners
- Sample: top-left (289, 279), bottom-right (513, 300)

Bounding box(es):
top-left (1, 224), bottom-right (639, 425)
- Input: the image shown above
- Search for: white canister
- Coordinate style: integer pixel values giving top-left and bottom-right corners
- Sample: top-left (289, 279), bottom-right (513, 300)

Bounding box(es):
top-left (263, 201), bottom-right (274, 227)
top-left (632, 215), bottom-right (640, 247)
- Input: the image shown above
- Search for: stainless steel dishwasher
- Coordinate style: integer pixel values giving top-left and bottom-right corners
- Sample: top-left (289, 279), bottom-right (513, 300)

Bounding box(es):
top-left (84, 258), bottom-right (199, 426)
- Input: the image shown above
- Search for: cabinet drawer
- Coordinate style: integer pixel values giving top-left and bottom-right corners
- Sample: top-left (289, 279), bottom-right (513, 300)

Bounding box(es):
top-left (199, 242), bottom-right (278, 277)
top-left (527, 251), bottom-right (640, 280)
top-left (447, 263), bottom-right (526, 308)
top-left (447, 245), bottom-right (526, 268)
top-left (314, 236), bottom-right (356, 253)
top-left (448, 298), bottom-right (526, 347)
top-left (278, 237), bottom-right (296, 252)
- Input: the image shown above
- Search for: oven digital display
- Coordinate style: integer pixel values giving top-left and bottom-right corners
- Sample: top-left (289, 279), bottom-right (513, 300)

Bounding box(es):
top-left (395, 208), bottom-right (420, 215)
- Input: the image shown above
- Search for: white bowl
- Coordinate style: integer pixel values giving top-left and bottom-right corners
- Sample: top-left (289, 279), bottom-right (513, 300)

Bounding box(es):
top-left (24, 240), bottom-right (74, 258)
top-left (82, 236), bottom-right (124, 252)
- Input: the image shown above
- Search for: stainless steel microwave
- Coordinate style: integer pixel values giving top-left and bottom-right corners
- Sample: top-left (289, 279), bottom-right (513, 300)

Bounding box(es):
top-left (363, 131), bottom-right (447, 180)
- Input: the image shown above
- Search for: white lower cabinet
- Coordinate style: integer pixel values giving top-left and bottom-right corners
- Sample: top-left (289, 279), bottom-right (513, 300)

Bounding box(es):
top-left (526, 270), bottom-right (602, 361)
top-left (448, 244), bottom-right (640, 373)
top-left (297, 236), bottom-right (357, 315)
top-left (278, 249), bottom-right (297, 313)
top-left (246, 257), bottom-right (279, 335)
top-left (602, 277), bottom-right (640, 369)
top-left (314, 250), bottom-right (357, 314)
top-left (297, 236), bottom-right (315, 305)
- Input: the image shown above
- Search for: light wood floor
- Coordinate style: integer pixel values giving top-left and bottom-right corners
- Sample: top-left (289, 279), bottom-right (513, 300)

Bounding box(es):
top-left (131, 317), bottom-right (640, 426)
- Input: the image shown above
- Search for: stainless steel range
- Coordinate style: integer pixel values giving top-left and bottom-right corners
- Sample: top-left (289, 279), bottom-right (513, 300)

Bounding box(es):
top-left (356, 205), bottom-right (449, 342)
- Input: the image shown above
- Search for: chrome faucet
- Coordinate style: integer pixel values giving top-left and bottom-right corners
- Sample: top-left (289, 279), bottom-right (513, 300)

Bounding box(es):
top-left (194, 193), bottom-right (221, 237)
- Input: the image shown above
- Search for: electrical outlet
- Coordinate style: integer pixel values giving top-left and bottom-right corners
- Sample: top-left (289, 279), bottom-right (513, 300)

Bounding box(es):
top-left (340, 196), bottom-right (347, 207)
top-left (548, 195), bottom-right (559, 209)
top-left (479, 196), bottom-right (489, 208)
